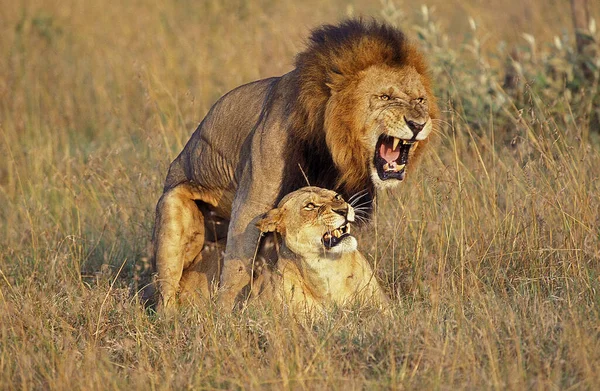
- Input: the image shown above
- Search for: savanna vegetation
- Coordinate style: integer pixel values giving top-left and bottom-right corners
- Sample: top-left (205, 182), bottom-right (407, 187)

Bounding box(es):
top-left (1, 0), bottom-right (599, 389)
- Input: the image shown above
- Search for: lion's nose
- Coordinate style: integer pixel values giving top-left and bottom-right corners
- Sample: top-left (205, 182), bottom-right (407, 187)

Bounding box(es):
top-left (405, 117), bottom-right (425, 136)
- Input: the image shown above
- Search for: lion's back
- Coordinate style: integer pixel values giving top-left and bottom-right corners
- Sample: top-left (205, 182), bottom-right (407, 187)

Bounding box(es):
top-left (164, 77), bottom-right (280, 191)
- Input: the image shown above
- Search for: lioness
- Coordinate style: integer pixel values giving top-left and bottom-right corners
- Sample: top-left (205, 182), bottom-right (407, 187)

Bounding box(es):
top-left (252, 187), bottom-right (389, 314)
top-left (169, 187), bottom-right (389, 314)
top-left (153, 19), bottom-right (438, 311)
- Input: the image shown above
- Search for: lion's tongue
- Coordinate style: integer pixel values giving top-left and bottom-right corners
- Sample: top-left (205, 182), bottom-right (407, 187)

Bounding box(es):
top-left (379, 141), bottom-right (400, 163)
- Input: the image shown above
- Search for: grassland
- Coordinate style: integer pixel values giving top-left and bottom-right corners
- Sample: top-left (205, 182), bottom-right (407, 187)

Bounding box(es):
top-left (1, 0), bottom-right (599, 389)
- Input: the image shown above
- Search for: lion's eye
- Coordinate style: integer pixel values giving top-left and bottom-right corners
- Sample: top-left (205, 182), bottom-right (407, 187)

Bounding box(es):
top-left (334, 194), bottom-right (343, 201)
top-left (379, 94), bottom-right (390, 101)
top-left (417, 97), bottom-right (426, 104)
top-left (304, 202), bottom-right (317, 210)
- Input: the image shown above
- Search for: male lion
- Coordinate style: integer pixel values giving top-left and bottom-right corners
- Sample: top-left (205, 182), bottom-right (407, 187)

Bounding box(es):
top-left (153, 19), bottom-right (439, 311)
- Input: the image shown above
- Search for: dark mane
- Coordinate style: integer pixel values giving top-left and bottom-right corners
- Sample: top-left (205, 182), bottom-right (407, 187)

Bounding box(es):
top-left (291, 19), bottom-right (429, 142)
top-left (279, 18), bottom-right (434, 202)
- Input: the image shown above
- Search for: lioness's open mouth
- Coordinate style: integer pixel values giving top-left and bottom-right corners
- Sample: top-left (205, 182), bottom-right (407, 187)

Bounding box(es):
top-left (374, 135), bottom-right (417, 181)
top-left (322, 222), bottom-right (351, 249)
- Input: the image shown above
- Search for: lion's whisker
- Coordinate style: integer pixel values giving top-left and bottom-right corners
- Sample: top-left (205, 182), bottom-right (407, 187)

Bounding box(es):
top-left (431, 118), bottom-right (451, 127)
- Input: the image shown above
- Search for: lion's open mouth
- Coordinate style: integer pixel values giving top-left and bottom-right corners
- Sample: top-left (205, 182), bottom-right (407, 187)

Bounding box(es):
top-left (374, 135), bottom-right (417, 181)
top-left (322, 222), bottom-right (351, 249)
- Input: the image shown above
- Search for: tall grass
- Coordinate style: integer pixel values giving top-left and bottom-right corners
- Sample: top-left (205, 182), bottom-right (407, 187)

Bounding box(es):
top-left (1, 0), bottom-right (599, 389)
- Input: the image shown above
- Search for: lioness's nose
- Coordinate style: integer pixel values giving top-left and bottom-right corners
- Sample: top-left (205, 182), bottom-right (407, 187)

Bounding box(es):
top-left (332, 206), bottom-right (347, 217)
top-left (405, 117), bottom-right (425, 135)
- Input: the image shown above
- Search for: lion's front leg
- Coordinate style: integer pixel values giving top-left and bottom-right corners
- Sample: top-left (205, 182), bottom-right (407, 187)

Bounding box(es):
top-left (218, 193), bottom-right (278, 310)
top-left (218, 154), bottom-right (284, 310)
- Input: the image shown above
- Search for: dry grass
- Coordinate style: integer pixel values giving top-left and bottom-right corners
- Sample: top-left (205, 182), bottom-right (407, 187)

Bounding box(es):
top-left (1, 0), bottom-right (599, 389)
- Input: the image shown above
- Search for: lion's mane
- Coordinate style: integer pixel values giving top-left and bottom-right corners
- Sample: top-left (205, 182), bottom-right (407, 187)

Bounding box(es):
top-left (282, 19), bottom-right (438, 196)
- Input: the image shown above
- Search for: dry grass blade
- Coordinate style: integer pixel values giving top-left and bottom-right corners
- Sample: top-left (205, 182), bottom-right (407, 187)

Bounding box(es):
top-left (0, 0), bottom-right (599, 389)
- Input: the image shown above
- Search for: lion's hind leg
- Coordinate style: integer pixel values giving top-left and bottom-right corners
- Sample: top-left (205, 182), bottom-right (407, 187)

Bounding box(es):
top-left (179, 242), bottom-right (224, 307)
top-left (153, 184), bottom-right (206, 313)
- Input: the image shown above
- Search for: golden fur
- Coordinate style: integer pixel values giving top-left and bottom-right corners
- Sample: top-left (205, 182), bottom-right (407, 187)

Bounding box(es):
top-left (252, 187), bottom-right (389, 315)
top-left (291, 22), bottom-right (439, 190)
top-left (152, 19), bottom-right (438, 312)
top-left (160, 187), bottom-right (389, 315)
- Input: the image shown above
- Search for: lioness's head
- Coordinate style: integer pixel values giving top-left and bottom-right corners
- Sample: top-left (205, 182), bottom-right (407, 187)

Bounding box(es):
top-left (294, 19), bottom-right (439, 192)
top-left (257, 187), bottom-right (357, 257)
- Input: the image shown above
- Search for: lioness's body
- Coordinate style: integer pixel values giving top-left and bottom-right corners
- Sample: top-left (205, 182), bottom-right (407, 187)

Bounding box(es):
top-left (153, 20), bottom-right (438, 311)
top-left (255, 248), bottom-right (388, 314)
top-left (256, 187), bottom-right (389, 314)
top-left (171, 187), bottom-right (388, 314)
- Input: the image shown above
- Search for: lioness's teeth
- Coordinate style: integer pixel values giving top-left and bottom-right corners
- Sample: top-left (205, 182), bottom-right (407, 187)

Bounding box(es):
top-left (347, 224), bottom-right (351, 234)
top-left (392, 137), bottom-right (400, 151)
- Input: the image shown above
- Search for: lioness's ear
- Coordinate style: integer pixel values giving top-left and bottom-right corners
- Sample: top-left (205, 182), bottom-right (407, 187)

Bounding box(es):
top-left (256, 208), bottom-right (285, 234)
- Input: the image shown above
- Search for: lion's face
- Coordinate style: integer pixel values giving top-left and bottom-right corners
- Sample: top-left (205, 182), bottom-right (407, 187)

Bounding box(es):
top-left (257, 187), bottom-right (357, 257)
top-left (360, 65), bottom-right (433, 187)
top-left (325, 63), bottom-right (435, 190)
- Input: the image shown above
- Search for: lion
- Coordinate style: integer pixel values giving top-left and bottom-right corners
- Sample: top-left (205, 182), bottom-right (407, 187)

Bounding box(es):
top-left (152, 19), bottom-right (439, 312)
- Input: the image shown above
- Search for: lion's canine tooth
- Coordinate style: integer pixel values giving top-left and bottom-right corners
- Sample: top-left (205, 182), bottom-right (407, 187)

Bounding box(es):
top-left (392, 137), bottom-right (400, 151)
top-left (396, 164), bottom-right (405, 172)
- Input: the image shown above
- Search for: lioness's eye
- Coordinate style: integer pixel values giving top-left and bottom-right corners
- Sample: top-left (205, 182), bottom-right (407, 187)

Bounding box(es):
top-left (304, 202), bottom-right (316, 210)
top-left (379, 94), bottom-right (390, 101)
top-left (334, 194), bottom-right (343, 201)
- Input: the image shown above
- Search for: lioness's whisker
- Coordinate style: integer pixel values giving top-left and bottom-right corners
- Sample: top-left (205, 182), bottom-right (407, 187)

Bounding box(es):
top-left (353, 215), bottom-right (371, 224)
top-left (354, 212), bottom-right (373, 219)
top-left (348, 189), bottom-right (370, 205)
top-left (351, 199), bottom-right (374, 210)
top-left (354, 209), bottom-right (371, 217)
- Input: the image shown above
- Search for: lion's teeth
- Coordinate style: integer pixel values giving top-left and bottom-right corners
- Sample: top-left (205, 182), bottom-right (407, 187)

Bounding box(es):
top-left (392, 137), bottom-right (400, 151)
top-left (395, 164), bottom-right (405, 172)
top-left (346, 224), bottom-right (351, 234)
top-left (333, 229), bottom-right (341, 238)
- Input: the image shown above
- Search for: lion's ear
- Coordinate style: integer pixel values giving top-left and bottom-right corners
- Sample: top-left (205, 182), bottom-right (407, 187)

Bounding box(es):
top-left (256, 208), bottom-right (285, 234)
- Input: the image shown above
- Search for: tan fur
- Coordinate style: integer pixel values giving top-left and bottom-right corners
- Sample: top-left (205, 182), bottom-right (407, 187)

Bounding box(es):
top-left (152, 19), bottom-right (438, 312)
top-left (252, 187), bottom-right (389, 316)
top-left (155, 187), bottom-right (389, 315)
